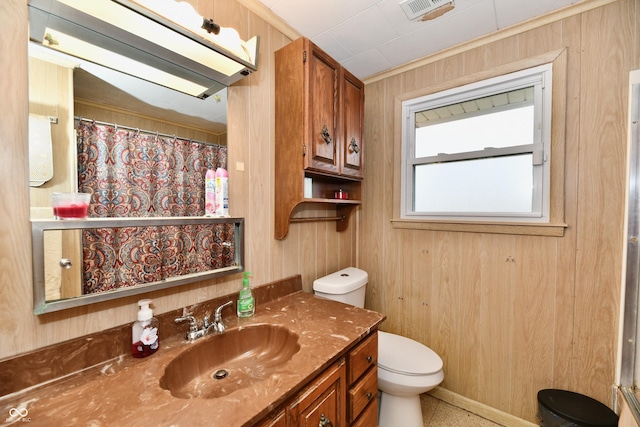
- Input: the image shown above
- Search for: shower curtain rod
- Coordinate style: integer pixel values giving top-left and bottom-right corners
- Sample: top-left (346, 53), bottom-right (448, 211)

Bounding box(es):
top-left (74, 116), bottom-right (222, 147)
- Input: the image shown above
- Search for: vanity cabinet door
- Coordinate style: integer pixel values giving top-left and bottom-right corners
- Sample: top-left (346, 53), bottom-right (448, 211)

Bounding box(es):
top-left (288, 358), bottom-right (346, 427)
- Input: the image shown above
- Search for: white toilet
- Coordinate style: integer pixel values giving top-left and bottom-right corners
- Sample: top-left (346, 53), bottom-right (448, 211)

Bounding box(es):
top-left (313, 267), bottom-right (444, 427)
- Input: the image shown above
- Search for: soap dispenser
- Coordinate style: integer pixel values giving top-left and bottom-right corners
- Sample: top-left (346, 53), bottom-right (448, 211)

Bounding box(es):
top-left (132, 299), bottom-right (159, 358)
top-left (237, 272), bottom-right (255, 317)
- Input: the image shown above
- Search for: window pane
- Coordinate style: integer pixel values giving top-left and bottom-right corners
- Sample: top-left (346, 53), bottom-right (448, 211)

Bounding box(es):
top-left (413, 154), bottom-right (533, 213)
top-left (415, 98), bottom-right (534, 158)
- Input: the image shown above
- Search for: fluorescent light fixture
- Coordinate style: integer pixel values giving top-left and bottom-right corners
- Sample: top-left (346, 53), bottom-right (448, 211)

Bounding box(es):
top-left (43, 29), bottom-right (210, 96)
top-left (127, 0), bottom-right (251, 63)
top-left (28, 0), bottom-right (259, 98)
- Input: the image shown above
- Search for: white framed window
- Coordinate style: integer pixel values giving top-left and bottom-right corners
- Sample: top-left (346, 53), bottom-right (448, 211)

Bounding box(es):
top-left (401, 64), bottom-right (553, 223)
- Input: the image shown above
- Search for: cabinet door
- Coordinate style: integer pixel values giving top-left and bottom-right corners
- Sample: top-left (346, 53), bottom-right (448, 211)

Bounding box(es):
top-left (340, 68), bottom-right (364, 179)
top-left (289, 359), bottom-right (346, 427)
top-left (306, 44), bottom-right (340, 175)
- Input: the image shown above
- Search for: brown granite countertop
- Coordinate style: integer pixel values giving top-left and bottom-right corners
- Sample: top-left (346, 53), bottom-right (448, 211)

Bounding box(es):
top-left (0, 291), bottom-right (384, 427)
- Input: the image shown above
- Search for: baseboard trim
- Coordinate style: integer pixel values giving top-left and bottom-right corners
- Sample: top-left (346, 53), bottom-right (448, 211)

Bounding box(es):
top-left (429, 387), bottom-right (538, 427)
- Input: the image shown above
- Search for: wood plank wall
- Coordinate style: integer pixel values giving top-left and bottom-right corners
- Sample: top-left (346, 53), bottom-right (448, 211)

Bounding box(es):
top-left (0, 0), bottom-right (354, 362)
top-left (360, 0), bottom-right (639, 422)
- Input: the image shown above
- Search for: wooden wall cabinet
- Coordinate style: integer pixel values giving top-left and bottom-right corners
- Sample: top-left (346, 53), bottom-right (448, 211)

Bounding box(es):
top-left (275, 37), bottom-right (364, 240)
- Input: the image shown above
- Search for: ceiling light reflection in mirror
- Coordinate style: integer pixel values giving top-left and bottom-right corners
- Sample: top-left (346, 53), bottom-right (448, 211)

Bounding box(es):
top-left (43, 30), bottom-right (211, 97)
top-left (28, 42), bottom-right (227, 128)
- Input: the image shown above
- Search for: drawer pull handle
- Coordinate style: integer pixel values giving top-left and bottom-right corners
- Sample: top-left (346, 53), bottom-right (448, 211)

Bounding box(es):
top-left (366, 392), bottom-right (373, 400)
top-left (319, 413), bottom-right (333, 427)
top-left (366, 355), bottom-right (372, 363)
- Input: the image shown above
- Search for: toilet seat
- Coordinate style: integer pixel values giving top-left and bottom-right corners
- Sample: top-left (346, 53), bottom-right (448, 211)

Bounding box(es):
top-left (378, 331), bottom-right (443, 376)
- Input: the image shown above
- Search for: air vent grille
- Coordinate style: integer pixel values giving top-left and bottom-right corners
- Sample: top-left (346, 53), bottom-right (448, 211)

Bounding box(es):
top-left (400, 0), bottom-right (453, 20)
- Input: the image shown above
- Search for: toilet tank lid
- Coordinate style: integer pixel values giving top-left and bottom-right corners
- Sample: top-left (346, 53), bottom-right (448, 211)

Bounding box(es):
top-left (313, 267), bottom-right (368, 294)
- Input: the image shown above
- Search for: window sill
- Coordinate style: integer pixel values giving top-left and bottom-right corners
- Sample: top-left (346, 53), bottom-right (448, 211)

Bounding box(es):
top-left (391, 218), bottom-right (567, 236)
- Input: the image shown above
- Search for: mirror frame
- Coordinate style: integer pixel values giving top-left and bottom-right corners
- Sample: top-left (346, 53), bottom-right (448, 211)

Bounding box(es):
top-left (32, 216), bottom-right (245, 314)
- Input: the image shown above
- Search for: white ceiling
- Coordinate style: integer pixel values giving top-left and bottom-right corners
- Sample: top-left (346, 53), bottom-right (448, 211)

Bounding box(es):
top-left (256, 0), bottom-right (579, 79)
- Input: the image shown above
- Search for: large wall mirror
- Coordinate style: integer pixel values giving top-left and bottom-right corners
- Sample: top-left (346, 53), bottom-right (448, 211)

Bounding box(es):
top-left (27, 1), bottom-right (248, 313)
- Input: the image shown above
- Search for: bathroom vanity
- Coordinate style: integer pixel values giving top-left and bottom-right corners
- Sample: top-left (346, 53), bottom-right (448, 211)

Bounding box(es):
top-left (0, 277), bottom-right (384, 426)
top-left (259, 330), bottom-right (379, 427)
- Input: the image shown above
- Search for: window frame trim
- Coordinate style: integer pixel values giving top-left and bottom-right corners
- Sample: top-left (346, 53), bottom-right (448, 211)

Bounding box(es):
top-left (391, 49), bottom-right (569, 236)
top-left (401, 64), bottom-right (552, 222)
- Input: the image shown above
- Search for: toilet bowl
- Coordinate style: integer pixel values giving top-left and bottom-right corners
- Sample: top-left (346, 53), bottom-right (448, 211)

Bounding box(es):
top-left (313, 268), bottom-right (444, 427)
top-left (377, 331), bottom-right (444, 427)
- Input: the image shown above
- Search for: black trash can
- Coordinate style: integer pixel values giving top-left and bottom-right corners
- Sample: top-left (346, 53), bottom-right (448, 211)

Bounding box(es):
top-left (537, 389), bottom-right (618, 427)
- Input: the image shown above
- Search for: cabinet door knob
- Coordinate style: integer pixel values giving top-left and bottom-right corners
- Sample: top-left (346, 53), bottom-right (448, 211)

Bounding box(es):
top-left (366, 392), bottom-right (373, 400)
top-left (366, 355), bottom-right (372, 363)
top-left (321, 125), bottom-right (333, 145)
top-left (349, 137), bottom-right (360, 153)
top-left (318, 413), bottom-right (334, 427)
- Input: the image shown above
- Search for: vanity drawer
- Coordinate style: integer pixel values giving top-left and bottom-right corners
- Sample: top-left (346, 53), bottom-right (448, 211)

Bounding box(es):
top-left (348, 364), bottom-right (378, 423)
top-left (351, 395), bottom-right (378, 427)
top-left (348, 331), bottom-right (377, 384)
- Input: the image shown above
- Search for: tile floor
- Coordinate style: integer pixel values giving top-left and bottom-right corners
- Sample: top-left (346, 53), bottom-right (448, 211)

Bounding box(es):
top-left (420, 394), bottom-right (506, 427)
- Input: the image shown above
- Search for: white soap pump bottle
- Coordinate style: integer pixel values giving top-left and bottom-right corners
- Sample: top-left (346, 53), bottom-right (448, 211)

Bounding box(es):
top-left (132, 299), bottom-right (159, 358)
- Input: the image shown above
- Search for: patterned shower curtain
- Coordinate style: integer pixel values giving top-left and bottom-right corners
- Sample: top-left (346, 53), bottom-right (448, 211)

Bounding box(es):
top-left (76, 120), bottom-right (234, 294)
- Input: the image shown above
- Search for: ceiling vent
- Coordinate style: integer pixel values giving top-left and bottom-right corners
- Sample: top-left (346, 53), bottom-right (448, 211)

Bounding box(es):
top-left (400, 0), bottom-right (454, 21)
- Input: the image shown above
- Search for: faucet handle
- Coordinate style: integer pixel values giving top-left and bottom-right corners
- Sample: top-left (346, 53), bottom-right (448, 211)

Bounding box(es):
top-left (175, 315), bottom-right (198, 332)
top-left (213, 301), bottom-right (233, 334)
top-left (214, 301), bottom-right (233, 321)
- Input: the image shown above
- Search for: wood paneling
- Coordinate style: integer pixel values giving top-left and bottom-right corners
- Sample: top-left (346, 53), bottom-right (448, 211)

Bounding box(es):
top-left (572, 0), bottom-right (634, 396)
top-left (0, 0), bottom-right (34, 358)
top-left (0, 0), bottom-right (356, 360)
top-left (2, 0), bottom-right (638, 425)
top-left (361, 0), bottom-right (639, 423)
top-left (73, 102), bottom-right (225, 146)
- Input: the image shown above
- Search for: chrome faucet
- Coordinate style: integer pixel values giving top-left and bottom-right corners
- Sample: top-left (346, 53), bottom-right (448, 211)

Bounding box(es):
top-left (174, 301), bottom-right (233, 341)
top-left (174, 314), bottom-right (201, 341)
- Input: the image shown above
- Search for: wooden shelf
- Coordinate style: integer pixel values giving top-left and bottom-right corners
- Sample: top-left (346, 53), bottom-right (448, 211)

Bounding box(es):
top-left (302, 198), bottom-right (361, 204)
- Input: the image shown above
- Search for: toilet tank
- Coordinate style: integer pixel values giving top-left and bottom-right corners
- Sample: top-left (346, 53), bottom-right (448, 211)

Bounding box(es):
top-left (313, 267), bottom-right (368, 308)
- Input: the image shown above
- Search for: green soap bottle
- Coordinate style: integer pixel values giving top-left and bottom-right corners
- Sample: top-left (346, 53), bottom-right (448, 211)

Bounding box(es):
top-left (237, 272), bottom-right (255, 317)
